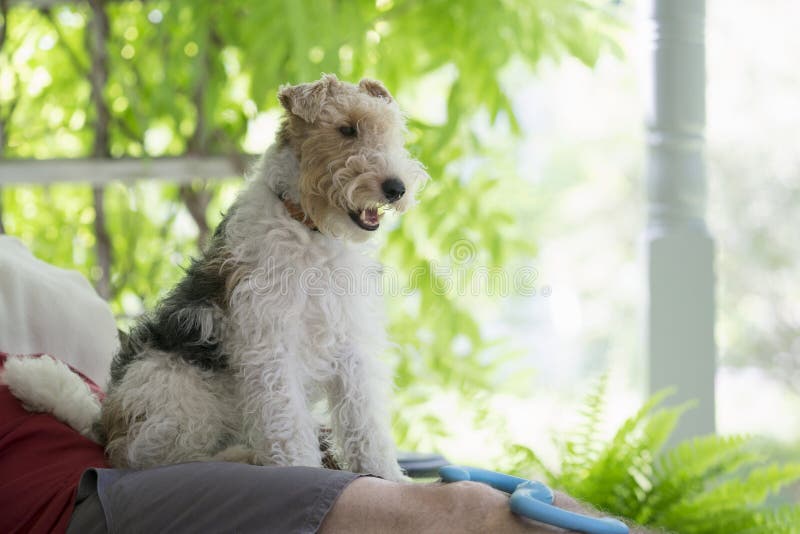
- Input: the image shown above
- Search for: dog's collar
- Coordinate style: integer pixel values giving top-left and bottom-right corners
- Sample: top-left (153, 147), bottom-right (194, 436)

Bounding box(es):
top-left (276, 191), bottom-right (318, 232)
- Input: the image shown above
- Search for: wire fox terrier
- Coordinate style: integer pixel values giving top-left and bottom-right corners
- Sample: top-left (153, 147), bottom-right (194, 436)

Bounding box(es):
top-left (3, 74), bottom-right (428, 482)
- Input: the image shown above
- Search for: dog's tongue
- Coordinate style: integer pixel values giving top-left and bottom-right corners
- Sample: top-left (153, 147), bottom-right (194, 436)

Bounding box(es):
top-left (360, 208), bottom-right (379, 226)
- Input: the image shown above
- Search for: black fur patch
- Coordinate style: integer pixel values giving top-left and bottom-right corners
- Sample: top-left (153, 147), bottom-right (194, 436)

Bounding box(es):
top-left (110, 215), bottom-right (234, 386)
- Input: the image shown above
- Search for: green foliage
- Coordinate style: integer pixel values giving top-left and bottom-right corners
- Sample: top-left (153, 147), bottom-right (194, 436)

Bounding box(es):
top-left (2, 184), bottom-right (95, 270)
top-left (4, 5), bottom-right (798, 529)
top-left (505, 379), bottom-right (800, 533)
top-left (0, 0), bottom-right (624, 447)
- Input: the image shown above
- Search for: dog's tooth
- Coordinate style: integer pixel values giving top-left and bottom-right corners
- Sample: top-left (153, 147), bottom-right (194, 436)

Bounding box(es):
top-left (358, 207), bottom-right (379, 226)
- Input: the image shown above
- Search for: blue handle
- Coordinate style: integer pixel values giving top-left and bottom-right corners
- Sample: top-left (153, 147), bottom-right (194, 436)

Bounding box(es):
top-left (439, 465), bottom-right (629, 534)
top-left (510, 488), bottom-right (629, 534)
top-left (439, 465), bottom-right (553, 503)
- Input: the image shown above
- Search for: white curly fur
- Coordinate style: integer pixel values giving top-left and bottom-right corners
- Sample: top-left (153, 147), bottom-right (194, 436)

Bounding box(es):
top-left (222, 175), bottom-right (400, 475)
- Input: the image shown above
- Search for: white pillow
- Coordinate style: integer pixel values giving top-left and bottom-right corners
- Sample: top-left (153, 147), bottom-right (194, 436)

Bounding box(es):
top-left (0, 236), bottom-right (118, 388)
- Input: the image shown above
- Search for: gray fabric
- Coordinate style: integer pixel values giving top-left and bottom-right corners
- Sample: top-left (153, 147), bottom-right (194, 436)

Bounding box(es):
top-left (68, 463), bottom-right (362, 534)
top-left (67, 470), bottom-right (106, 534)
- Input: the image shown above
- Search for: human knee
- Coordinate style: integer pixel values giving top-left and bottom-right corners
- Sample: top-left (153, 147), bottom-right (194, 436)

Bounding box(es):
top-left (432, 481), bottom-right (508, 531)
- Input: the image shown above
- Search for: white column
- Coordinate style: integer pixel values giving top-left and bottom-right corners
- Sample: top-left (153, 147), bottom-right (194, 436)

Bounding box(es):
top-left (645, 0), bottom-right (715, 441)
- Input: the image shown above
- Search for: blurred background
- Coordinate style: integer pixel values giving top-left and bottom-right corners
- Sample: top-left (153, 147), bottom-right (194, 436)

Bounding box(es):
top-left (1, 1), bottom-right (798, 531)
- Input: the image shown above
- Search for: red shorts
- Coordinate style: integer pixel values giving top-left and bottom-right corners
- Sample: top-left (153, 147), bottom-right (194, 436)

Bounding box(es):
top-left (0, 353), bottom-right (108, 534)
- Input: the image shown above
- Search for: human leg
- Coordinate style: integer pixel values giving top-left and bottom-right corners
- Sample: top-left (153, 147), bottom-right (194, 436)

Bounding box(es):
top-left (320, 478), bottom-right (566, 534)
top-left (68, 463), bottom-right (648, 534)
top-left (321, 478), bottom-right (651, 534)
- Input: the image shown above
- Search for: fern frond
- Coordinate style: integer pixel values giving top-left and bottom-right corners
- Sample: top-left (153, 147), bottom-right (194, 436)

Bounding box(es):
top-left (506, 444), bottom-right (556, 482)
top-left (661, 463), bottom-right (800, 526)
top-left (558, 373), bottom-right (609, 485)
top-left (583, 401), bottom-right (688, 517)
top-left (604, 389), bottom-right (681, 454)
top-left (745, 504), bottom-right (800, 534)
top-left (661, 501), bottom-right (800, 534)
top-left (507, 389), bottom-right (800, 534)
top-left (642, 435), bottom-right (763, 524)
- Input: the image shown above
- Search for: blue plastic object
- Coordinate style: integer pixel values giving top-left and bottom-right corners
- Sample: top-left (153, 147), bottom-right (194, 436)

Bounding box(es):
top-left (439, 465), bottom-right (629, 534)
top-left (439, 465), bottom-right (553, 500)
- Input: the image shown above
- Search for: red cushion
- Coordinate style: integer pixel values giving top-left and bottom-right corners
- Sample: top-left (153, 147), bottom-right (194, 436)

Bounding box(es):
top-left (0, 353), bottom-right (109, 534)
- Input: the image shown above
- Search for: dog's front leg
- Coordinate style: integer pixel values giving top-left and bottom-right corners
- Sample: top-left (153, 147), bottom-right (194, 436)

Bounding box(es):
top-left (238, 351), bottom-right (322, 468)
top-left (327, 350), bottom-right (406, 482)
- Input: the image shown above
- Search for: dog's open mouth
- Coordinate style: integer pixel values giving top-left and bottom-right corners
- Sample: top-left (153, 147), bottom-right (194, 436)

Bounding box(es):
top-left (349, 207), bottom-right (382, 231)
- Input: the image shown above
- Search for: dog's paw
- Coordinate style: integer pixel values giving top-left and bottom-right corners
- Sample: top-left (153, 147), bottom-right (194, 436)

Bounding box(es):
top-left (363, 460), bottom-right (408, 483)
top-left (383, 469), bottom-right (411, 483)
top-left (212, 445), bottom-right (262, 465)
top-left (393, 473), bottom-right (413, 483)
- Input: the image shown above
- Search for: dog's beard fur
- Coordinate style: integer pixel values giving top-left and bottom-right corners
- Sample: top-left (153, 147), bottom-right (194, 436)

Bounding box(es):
top-left (276, 74), bottom-right (429, 241)
top-left (299, 147), bottom-right (427, 240)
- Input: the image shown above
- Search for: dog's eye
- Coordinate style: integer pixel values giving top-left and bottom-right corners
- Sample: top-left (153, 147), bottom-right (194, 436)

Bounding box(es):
top-left (338, 125), bottom-right (357, 138)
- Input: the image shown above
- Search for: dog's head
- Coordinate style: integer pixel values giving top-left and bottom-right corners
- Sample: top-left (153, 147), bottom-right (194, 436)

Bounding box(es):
top-left (276, 74), bottom-right (429, 241)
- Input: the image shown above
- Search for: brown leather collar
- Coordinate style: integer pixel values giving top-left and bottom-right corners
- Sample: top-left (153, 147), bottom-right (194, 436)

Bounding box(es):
top-left (279, 193), bottom-right (318, 232)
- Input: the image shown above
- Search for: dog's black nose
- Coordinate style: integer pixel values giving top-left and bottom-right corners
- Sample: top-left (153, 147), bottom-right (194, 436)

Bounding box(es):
top-left (381, 177), bottom-right (405, 202)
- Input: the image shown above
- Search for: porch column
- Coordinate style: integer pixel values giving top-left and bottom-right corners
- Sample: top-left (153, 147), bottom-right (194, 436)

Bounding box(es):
top-left (645, 0), bottom-right (715, 441)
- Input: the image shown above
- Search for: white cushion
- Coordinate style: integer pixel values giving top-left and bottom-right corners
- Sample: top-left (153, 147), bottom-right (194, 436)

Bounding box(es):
top-left (0, 236), bottom-right (117, 388)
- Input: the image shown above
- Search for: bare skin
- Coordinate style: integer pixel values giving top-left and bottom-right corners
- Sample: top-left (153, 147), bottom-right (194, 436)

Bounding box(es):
top-left (320, 478), bottom-right (652, 534)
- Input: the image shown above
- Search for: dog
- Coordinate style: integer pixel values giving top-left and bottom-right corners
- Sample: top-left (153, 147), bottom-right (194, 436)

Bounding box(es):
top-left (3, 74), bottom-right (428, 482)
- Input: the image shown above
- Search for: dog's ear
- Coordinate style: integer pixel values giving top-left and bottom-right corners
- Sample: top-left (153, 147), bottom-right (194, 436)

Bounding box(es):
top-left (358, 78), bottom-right (393, 102)
top-left (278, 74), bottom-right (339, 123)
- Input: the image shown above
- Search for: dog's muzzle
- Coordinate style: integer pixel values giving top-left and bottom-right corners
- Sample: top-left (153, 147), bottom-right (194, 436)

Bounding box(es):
top-left (348, 177), bottom-right (405, 232)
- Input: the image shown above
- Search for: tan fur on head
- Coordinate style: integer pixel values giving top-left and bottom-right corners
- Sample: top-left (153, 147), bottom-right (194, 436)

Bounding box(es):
top-left (276, 74), bottom-right (429, 241)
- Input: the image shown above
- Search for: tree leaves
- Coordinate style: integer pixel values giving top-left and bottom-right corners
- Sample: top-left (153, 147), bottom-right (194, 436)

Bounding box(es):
top-left (2, 0), bottom-right (620, 455)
